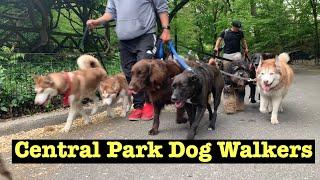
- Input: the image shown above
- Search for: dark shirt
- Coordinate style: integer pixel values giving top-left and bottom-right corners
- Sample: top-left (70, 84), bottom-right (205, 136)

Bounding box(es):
top-left (219, 29), bottom-right (244, 54)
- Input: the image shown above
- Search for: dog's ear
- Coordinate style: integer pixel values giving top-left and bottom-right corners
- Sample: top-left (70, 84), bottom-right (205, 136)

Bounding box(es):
top-left (32, 75), bottom-right (39, 82)
top-left (189, 73), bottom-right (199, 83)
top-left (113, 82), bottom-right (120, 91)
top-left (275, 55), bottom-right (281, 72)
top-left (256, 55), bottom-right (263, 72)
top-left (150, 62), bottom-right (167, 85)
top-left (44, 76), bottom-right (54, 85)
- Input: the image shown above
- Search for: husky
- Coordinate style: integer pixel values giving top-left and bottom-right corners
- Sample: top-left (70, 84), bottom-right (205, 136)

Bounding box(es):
top-left (256, 53), bottom-right (294, 124)
top-left (33, 55), bottom-right (107, 132)
top-left (99, 73), bottom-right (132, 118)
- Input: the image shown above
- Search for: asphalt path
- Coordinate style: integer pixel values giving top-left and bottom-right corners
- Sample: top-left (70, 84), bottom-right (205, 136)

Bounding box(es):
top-left (1, 66), bottom-right (319, 180)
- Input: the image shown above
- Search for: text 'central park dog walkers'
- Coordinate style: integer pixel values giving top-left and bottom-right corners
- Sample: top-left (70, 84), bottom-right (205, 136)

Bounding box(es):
top-left (12, 140), bottom-right (315, 164)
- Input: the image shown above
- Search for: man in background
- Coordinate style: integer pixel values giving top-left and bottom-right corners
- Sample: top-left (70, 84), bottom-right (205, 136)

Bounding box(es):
top-left (210, 20), bottom-right (249, 69)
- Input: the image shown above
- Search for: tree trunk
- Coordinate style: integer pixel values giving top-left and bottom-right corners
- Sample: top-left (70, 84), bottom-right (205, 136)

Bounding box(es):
top-left (310, 0), bottom-right (319, 64)
top-left (250, 0), bottom-right (257, 17)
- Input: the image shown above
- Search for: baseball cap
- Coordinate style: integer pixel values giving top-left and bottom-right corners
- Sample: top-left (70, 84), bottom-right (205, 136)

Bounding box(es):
top-left (232, 20), bottom-right (242, 28)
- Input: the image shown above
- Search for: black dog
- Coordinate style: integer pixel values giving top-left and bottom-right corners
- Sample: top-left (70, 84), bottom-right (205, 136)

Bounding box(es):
top-left (249, 53), bottom-right (275, 103)
top-left (171, 63), bottom-right (224, 139)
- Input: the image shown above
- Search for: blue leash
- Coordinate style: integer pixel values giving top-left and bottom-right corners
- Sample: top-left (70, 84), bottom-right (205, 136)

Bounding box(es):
top-left (158, 40), bottom-right (193, 72)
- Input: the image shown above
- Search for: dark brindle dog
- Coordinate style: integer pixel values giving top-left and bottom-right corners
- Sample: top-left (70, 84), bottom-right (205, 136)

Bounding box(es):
top-left (223, 59), bottom-right (250, 114)
top-left (129, 59), bottom-right (198, 135)
top-left (171, 63), bottom-right (224, 139)
top-left (248, 53), bottom-right (275, 103)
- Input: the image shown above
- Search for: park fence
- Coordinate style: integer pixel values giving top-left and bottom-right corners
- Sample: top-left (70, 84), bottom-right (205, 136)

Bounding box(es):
top-left (0, 52), bottom-right (121, 119)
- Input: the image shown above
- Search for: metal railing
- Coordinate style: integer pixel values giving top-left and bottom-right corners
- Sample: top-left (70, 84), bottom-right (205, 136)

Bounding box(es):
top-left (0, 52), bottom-right (121, 119)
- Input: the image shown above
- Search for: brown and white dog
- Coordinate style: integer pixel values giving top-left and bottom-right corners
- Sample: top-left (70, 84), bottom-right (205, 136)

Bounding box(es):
top-left (256, 53), bottom-right (294, 124)
top-left (33, 55), bottom-right (107, 132)
top-left (99, 73), bottom-right (132, 118)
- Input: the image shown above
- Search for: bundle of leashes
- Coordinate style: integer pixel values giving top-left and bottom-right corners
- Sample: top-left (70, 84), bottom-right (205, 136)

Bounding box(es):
top-left (157, 40), bottom-right (255, 82)
top-left (157, 39), bottom-right (194, 72)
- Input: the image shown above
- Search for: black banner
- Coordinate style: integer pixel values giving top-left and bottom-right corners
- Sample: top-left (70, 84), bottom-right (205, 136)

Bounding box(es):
top-left (12, 140), bottom-right (315, 163)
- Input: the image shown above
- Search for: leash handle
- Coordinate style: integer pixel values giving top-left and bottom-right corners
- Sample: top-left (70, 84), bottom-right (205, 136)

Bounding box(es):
top-left (158, 39), bottom-right (164, 60)
top-left (80, 25), bottom-right (90, 52)
top-left (168, 40), bottom-right (193, 72)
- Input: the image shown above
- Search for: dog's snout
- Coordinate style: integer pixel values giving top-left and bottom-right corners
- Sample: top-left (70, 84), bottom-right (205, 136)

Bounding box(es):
top-left (263, 80), bottom-right (269, 85)
top-left (171, 94), bottom-right (178, 102)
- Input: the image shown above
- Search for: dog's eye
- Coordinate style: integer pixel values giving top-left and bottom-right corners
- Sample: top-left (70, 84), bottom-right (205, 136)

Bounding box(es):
top-left (261, 73), bottom-right (265, 75)
top-left (270, 73), bottom-right (274, 75)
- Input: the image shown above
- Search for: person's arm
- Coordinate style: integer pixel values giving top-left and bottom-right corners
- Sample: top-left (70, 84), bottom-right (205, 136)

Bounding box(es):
top-left (159, 12), bottom-right (170, 42)
top-left (153, 0), bottom-right (170, 42)
top-left (242, 38), bottom-right (249, 55)
top-left (214, 37), bottom-right (223, 52)
top-left (87, 0), bottom-right (116, 29)
top-left (87, 12), bottom-right (113, 29)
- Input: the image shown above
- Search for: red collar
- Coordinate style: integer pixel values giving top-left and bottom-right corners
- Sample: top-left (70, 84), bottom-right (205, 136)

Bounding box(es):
top-left (62, 73), bottom-right (72, 107)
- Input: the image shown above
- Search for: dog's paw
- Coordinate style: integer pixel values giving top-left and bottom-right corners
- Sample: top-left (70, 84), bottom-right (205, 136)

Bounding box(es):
top-left (60, 126), bottom-right (70, 133)
top-left (120, 111), bottom-right (127, 117)
top-left (186, 132), bottom-right (196, 140)
top-left (208, 126), bottom-right (215, 131)
top-left (260, 108), bottom-right (268, 114)
top-left (91, 108), bottom-right (98, 115)
top-left (176, 117), bottom-right (188, 124)
top-left (84, 119), bottom-right (92, 125)
top-left (279, 106), bottom-right (284, 112)
top-left (271, 117), bottom-right (279, 125)
top-left (148, 128), bottom-right (159, 135)
top-left (107, 112), bottom-right (115, 118)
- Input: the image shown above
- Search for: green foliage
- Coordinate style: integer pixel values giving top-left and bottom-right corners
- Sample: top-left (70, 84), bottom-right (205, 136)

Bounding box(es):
top-left (172, 0), bottom-right (318, 56)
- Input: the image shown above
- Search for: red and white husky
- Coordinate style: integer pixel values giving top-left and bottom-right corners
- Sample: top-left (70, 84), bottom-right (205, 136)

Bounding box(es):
top-left (256, 53), bottom-right (294, 124)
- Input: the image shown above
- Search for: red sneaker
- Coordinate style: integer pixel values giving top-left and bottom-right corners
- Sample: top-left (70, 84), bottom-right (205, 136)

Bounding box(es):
top-left (141, 103), bottom-right (154, 121)
top-left (128, 108), bottom-right (143, 121)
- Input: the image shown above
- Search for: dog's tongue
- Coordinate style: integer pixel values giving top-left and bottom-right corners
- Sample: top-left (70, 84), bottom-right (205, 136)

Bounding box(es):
top-left (263, 85), bottom-right (270, 92)
top-left (175, 101), bottom-right (185, 109)
top-left (128, 89), bottom-right (137, 95)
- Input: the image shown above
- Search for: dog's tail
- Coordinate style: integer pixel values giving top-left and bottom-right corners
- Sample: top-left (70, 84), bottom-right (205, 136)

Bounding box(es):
top-left (77, 54), bottom-right (103, 70)
top-left (278, 53), bottom-right (290, 64)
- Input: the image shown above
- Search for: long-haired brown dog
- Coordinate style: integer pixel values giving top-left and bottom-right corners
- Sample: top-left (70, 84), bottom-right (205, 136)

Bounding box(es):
top-left (128, 59), bottom-right (196, 135)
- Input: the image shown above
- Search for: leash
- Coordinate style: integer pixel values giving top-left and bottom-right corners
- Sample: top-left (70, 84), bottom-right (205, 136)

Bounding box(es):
top-left (157, 40), bottom-right (193, 72)
top-left (80, 25), bottom-right (107, 71)
top-left (212, 51), bottom-right (234, 62)
top-left (168, 40), bottom-right (193, 72)
top-left (158, 41), bottom-right (254, 82)
top-left (220, 71), bottom-right (256, 82)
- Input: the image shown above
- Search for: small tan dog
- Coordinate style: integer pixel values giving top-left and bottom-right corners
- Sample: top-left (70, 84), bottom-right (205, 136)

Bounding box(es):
top-left (99, 73), bottom-right (132, 118)
top-left (34, 55), bottom-right (107, 132)
top-left (256, 53), bottom-right (294, 124)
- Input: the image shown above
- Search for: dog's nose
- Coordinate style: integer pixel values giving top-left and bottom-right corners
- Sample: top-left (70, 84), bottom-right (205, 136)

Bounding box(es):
top-left (171, 95), bottom-right (178, 102)
top-left (263, 80), bottom-right (269, 85)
